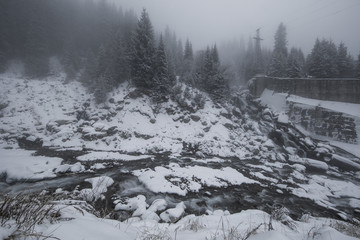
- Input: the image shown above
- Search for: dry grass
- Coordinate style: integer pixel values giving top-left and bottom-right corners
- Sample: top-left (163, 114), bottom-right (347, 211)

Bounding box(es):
top-left (0, 193), bottom-right (61, 239)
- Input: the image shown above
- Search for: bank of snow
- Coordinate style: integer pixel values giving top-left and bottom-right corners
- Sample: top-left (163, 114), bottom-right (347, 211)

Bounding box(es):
top-left (1, 202), bottom-right (358, 240)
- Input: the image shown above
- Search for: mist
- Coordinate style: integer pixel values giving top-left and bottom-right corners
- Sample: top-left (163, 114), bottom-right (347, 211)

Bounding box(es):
top-left (113, 0), bottom-right (360, 55)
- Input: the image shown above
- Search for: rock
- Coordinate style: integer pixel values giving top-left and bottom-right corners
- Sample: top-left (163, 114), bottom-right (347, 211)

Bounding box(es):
top-left (190, 115), bottom-right (201, 122)
top-left (148, 199), bottom-right (167, 212)
top-left (303, 158), bottom-right (328, 172)
top-left (220, 112), bottom-right (232, 119)
top-left (108, 98), bottom-right (115, 104)
top-left (203, 126), bottom-right (211, 132)
top-left (160, 202), bottom-right (186, 223)
top-left (17, 136), bottom-right (43, 150)
top-left (195, 151), bottom-right (205, 158)
top-left (183, 117), bottom-right (190, 124)
top-left (224, 123), bottom-right (234, 130)
top-left (232, 108), bottom-right (242, 118)
top-left (106, 126), bottom-right (118, 136)
top-left (134, 132), bottom-right (153, 140)
top-left (150, 118), bottom-right (156, 124)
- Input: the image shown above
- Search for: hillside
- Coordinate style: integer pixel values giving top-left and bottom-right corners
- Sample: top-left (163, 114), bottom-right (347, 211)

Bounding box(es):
top-left (0, 62), bottom-right (272, 159)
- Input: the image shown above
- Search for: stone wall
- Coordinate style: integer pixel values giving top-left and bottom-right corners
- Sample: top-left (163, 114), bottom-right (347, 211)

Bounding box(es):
top-left (249, 76), bottom-right (360, 103)
top-left (288, 103), bottom-right (358, 144)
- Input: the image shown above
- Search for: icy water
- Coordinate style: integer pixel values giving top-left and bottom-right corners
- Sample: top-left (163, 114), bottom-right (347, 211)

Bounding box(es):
top-left (1, 147), bottom-right (359, 223)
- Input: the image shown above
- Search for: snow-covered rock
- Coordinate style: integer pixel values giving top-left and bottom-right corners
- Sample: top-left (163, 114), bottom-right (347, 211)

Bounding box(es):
top-left (160, 202), bottom-right (186, 223)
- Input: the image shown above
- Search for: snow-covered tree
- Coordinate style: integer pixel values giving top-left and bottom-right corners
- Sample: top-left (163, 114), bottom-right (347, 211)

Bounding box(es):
top-left (130, 9), bottom-right (156, 89)
top-left (267, 23), bottom-right (288, 77)
top-left (195, 45), bottom-right (228, 101)
top-left (307, 39), bottom-right (338, 78)
top-left (287, 47), bottom-right (305, 78)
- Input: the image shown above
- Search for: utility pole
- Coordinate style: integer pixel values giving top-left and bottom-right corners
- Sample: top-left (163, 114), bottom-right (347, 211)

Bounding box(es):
top-left (253, 28), bottom-right (264, 74)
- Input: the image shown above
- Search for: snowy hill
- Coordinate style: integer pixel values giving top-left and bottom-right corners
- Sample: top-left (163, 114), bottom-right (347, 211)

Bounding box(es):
top-left (0, 67), bottom-right (272, 159)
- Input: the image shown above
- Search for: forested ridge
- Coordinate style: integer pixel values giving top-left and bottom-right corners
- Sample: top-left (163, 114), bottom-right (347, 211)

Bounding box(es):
top-left (0, 0), bottom-right (359, 104)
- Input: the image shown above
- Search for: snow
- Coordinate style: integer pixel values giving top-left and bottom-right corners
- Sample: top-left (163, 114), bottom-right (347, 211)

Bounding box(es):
top-left (17, 206), bottom-right (357, 240)
top-left (79, 176), bottom-right (114, 201)
top-left (0, 148), bottom-right (62, 182)
top-left (55, 162), bottom-right (85, 173)
top-left (160, 202), bottom-right (186, 223)
top-left (133, 163), bottom-right (257, 196)
top-left (77, 151), bottom-right (152, 161)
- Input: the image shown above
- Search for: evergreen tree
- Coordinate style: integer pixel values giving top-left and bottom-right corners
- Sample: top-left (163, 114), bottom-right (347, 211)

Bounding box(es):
top-left (356, 53), bottom-right (360, 78)
top-left (0, 1), bottom-right (10, 73)
top-left (195, 45), bottom-right (228, 101)
top-left (182, 39), bottom-right (195, 85)
top-left (153, 35), bottom-right (171, 96)
top-left (81, 50), bottom-right (99, 91)
top-left (94, 70), bottom-right (112, 104)
top-left (243, 37), bottom-right (257, 80)
top-left (337, 42), bottom-right (353, 77)
top-left (287, 47), bottom-right (305, 78)
top-left (184, 39), bottom-right (193, 61)
top-left (307, 39), bottom-right (338, 77)
top-left (106, 28), bottom-right (129, 86)
top-left (267, 23), bottom-right (288, 77)
top-left (24, 2), bottom-right (50, 78)
top-left (130, 9), bottom-right (156, 89)
top-left (62, 37), bottom-right (80, 81)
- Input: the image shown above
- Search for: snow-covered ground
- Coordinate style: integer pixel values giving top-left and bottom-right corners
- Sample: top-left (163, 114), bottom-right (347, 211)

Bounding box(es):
top-left (1, 199), bottom-right (359, 240)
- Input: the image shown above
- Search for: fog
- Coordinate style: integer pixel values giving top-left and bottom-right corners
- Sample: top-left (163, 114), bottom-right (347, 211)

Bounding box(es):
top-left (113, 0), bottom-right (360, 55)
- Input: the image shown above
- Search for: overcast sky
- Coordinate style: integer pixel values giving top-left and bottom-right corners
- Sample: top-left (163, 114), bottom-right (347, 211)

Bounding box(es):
top-left (113, 0), bottom-right (360, 56)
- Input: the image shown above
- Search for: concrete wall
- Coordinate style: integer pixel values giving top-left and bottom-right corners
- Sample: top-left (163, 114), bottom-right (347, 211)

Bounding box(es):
top-left (249, 76), bottom-right (360, 103)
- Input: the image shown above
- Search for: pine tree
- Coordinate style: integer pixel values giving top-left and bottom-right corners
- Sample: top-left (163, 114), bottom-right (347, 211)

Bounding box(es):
top-left (184, 39), bottom-right (193, 61)
top-left (153, 35), bottom-right (171, 97)
top-left (24, 3), bottom-right (50, 78)
top-left (182, 39), bottom-right (194, 85)
top-left (356, 53), bottom-right (360, 78)
top-left (62, 37), bottom-right (80, 81)
top-left (243, 37), bottom-right (257, 80)
top-left (0, 1), bottom-right (10, 73)
top-left (287, 48), bottom-right (305, 78)
top-left (130, 9), bottom-right (156, 90)
top-left (106, 28), bottom-right (129, 86)
top-left (267, 23), bottom-right (288, 77)
top-left (337, 42), bottom-right (353, 77)
top-left (81, 50), bottom-right (99, 91)
top-left (94, 70), bottom-right (112, 104)
top-left (307, 39), bottom-right (338, 78)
